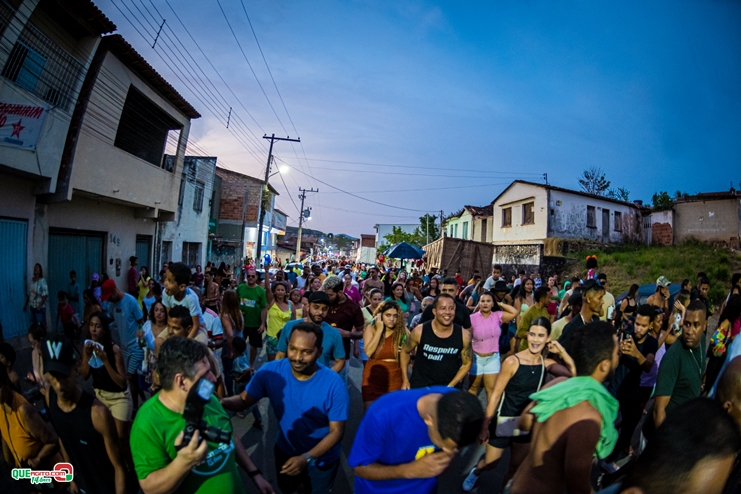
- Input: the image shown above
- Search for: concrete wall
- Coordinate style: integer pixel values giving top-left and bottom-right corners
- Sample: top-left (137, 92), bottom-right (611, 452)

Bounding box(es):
top-left (492, 182), bottom-right (548, 243)
top-left (70, 51), bottom-right (190, 214)
top-left (46, 195), bottom-right (156, 290)
top-left (674, 199), bottom-right (741, 248)
top-left (650, 210), bottom-right (674, 246)
top-left (0, 0), bottom-right (99, 194)
top-left (548, 189), bottom-right (640, 243)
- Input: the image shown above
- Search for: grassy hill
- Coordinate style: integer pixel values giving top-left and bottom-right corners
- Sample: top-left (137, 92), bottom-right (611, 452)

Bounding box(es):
top-left (568, 241), bottom-right (741, 305)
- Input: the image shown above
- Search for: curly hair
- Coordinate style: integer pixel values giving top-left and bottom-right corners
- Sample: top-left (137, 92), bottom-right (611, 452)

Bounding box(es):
top-left (373, 301), bottom-right (407, 360)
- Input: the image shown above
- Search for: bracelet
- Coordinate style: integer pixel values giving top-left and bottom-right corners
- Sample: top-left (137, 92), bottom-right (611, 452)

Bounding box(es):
top-left (247, 468), bottom-right (262, 478)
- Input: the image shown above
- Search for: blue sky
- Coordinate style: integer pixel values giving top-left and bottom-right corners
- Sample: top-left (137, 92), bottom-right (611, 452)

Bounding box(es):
top-left (100, 0), bottom-right (741, 237)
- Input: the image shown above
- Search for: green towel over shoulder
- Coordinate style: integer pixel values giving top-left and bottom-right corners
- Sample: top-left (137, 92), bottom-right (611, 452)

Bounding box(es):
top-left (529, 376), bottom-right (619, 459)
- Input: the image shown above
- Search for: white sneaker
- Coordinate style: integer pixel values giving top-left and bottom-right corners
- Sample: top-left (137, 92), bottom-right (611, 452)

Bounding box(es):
top-left (462, 467), bottom-right (479, 492)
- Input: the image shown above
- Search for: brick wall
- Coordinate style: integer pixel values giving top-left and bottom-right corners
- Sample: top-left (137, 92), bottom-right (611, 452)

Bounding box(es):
top-left (216, 168), bottom-right (263, 222)
top-left (652, 222), bottom-right (673, 246)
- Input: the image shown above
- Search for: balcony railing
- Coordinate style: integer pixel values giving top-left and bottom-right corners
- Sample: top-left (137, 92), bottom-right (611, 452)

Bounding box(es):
top-left (0, 1), bottom-right (14, 37)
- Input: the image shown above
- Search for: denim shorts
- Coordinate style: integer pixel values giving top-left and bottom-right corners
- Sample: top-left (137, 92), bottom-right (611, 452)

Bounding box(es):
top-left (472, 352), bottom-right (501, 375)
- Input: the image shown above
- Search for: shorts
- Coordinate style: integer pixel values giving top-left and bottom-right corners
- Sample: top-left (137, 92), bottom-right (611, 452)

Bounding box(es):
top-left (245, 327), bottom-right (263, 348)
top-left (122, 345), bottom-right (144, 375)
top-left (488, 417), bottom-right (531, 449)
top-left (265, 335), bottom-right (280, 356)
top-left (472, 352), bottom-right (501, 376)
top-left (95, 388), bottom-right (133, 422)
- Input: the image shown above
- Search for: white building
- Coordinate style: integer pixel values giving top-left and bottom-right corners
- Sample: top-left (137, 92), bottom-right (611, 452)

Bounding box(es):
top-left (159, 155), bottom-right (217, 269)
top-left (444, 205), bottom-right (493, 242)
top-left (489, 180), bottom-right (642, 270)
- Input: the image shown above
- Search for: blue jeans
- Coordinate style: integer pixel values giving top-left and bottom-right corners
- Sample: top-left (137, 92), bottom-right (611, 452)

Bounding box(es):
top-left (274, 445), bottom-right (339, 494)
top-left (30, 306), bottom-right (46, 328)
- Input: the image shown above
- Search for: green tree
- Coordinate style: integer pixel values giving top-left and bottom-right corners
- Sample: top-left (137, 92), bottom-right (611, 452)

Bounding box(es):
top-left (579, 167), bottom-right (611, 196)
top-left (607, 187), bottom-right (630, 201)
top-left (378, 226), bottom-right (418, 254)
top-left (652, 191), bottom-right (674, 211)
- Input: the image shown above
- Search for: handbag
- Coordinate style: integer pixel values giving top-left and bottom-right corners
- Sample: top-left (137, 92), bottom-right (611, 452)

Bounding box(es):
top-left (495, 356), bottom-right (545, 437)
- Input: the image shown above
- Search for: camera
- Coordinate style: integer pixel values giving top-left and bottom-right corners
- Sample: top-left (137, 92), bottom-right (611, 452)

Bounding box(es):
top-left (177, 377), bottom-right (231, 448)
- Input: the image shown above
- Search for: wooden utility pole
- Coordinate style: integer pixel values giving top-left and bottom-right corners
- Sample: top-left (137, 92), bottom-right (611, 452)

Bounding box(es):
top-left (295, 187), bottom-right (318, 261)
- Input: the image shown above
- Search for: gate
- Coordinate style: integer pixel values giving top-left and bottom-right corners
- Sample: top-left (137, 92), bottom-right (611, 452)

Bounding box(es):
top-left (0, 218), bottom-right (28, 339)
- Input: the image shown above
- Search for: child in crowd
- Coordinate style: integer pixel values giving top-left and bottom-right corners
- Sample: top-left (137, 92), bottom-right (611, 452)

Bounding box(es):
top-left (231, 337), bottom-right (262, 426)
top-left (56, 290), bottom-right (80, 341)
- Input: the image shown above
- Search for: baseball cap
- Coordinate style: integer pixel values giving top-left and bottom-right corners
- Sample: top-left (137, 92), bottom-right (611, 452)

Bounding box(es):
top-left (42, 335), bottom-right (77, 377)
top-left (100, 279), bottom-right (117, 301)
top-left (656, 276), bottom-right (671, 288)
top-left (307, 291), bottom-right (330, 305)
top-left (91, 273), bottom-right (99, 281)
top-left (492, 280), bottom-right (509, 292)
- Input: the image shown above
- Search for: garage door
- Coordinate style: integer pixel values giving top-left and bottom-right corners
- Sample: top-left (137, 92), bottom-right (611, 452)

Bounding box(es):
top-left (0, 218), bottom-right (28, 339)
top-left (48, 231), bottom-right (104, 323)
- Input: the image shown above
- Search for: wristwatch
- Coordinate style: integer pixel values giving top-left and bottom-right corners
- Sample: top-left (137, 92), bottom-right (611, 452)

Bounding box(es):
top-left (302, 452), bottom-right (316, 466)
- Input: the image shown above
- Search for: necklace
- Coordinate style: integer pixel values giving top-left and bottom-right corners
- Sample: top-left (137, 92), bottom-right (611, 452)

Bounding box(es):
top-left (689, 348), bottom-right (703, 376)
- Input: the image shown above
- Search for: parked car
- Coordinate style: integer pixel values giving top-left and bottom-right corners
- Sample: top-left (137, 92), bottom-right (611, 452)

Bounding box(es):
top-left (615, 283), bottom-right (682, 308)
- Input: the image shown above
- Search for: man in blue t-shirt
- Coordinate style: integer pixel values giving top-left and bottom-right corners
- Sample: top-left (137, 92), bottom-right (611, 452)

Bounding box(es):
top-left (222, 322), bottom-right (349, 494)
top-left (101, 279), bottom-right (145, 408)
top-left (349, 387), bottom-right (483, 494)
top-left (275, 291), bottom-right (345, 372)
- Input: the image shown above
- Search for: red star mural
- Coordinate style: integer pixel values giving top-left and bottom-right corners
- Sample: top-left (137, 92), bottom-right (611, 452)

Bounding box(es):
top-left (10, 119), bottom-right (24, 138)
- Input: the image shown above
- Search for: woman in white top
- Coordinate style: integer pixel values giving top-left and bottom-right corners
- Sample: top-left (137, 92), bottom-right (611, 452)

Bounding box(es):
top-left (140, 301), bottom-right (168, 390)
top-left (25, 263), bottom-right (48, 328)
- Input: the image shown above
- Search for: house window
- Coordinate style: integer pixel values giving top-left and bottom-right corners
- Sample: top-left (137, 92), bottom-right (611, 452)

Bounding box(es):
top-left (462, 222), bottom-right (469, 239)
top-left (614, 212), bottom-right (622, 232)
top-left (193, 181), bottom-right (205, 213)
top-left (1, 23), bottom-right (84, 111)
top-left (114, 86), bottom-right (182, 166)
top-left (454, 224), bottom-right (458, 238)
top-left (587, 206), bottom-right (596, 228)
top-left (177, 179), bottom-right (186, 207)
top-left (502, 207), bottom-right (512, 228)
top-left (182, 242), bottom-right (200, 267)
top-left (481, 218), bottom-right (488, 241)
top-left (522, 202), bottom-right (535, 225)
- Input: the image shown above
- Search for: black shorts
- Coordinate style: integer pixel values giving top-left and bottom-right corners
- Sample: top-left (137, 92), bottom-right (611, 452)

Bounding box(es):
top-left (488, 416), bottom-right (532, 449)
top-left (245, 327), bottom-right (263, 348)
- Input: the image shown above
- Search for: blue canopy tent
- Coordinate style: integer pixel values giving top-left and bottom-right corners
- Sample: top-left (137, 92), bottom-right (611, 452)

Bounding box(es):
top-left (384, 241), bottom-right (425, 260)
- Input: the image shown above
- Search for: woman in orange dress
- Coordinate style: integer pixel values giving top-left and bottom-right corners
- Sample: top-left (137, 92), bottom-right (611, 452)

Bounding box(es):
top-left (361, 301), bottom-right (408, 410)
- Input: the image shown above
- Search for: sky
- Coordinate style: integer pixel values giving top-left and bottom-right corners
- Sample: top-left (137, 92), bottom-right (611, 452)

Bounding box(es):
top-left (99, 0), bottom-right (741, 237)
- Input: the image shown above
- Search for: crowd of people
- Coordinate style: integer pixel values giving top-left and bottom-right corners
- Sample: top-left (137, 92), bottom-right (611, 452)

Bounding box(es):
top-left (2, 255), bottom-right (741, 494)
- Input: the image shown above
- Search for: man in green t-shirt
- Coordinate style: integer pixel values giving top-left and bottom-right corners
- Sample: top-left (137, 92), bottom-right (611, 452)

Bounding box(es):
top-left (236, 268), bottom-right (267, 367)
top-left (515, 287), bottom-right (552, 351)
top-left (653, 300), bottom-right (708, 430)
top-left (131, 337), bottom-right (273, 494)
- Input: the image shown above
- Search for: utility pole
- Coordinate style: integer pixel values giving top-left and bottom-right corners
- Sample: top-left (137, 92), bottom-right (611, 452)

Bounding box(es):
top-left (255, 133), bottom-right (300, 268)
top-left (295, 187), bottom-right (318, 261)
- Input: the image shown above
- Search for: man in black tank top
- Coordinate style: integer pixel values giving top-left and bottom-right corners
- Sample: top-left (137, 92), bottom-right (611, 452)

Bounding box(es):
top-left (42, 335), bottom-right (126, 494)
top-left (401, 293), bottom-right (473, 389)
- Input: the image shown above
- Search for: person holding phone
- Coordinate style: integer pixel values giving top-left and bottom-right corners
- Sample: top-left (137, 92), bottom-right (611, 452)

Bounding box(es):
top-left (462, 317), bottom-right (575, 492)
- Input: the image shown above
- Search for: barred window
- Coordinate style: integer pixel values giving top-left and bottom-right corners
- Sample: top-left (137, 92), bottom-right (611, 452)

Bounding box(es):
top-left (2, 22), bottom-right (84, 111)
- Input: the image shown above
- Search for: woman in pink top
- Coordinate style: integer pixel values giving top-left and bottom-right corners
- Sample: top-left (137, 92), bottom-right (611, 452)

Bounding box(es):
top-left (469, 291), bottom-right (518, 402)
top-left (343, 274), bottom-right (362, 304)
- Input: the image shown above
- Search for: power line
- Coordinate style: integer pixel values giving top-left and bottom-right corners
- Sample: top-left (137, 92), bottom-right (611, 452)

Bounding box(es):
top-left (275, 158), bottom-right (432, 213)
top-left (280, 156), bottom-right (544, 174)
top-left (278, 163), bottom-right (528, 179)
top-left (320, 181), bottom-right (513, 194)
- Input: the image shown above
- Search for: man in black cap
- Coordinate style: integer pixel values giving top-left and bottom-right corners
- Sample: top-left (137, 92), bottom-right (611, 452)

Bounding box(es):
top-left (275, 291), bottom-right (346, 372)
top-left (42, 335), bottom-right (127, 494)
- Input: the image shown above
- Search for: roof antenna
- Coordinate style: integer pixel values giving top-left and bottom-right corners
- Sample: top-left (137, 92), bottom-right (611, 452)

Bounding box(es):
top-left (543, 173), bottom-right (549, 185)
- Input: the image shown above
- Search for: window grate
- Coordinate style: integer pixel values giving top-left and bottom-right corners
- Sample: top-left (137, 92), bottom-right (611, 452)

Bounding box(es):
top-left (1, 21), bottom-right (84, 111)
top-left (0, 1), bottom-right (15, 37)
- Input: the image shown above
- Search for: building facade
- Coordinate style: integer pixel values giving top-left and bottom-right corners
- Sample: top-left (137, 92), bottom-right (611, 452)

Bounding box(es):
top-left (158, 155), bottom-right (217, 269)
top-left (673, 191), bottom-right (741, 248)
top-left (444, 205), bottom-right (493, 242)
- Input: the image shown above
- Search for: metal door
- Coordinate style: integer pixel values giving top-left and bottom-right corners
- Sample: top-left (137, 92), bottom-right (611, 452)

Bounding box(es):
top-left (48, 231), bottom-right (104, 324)
top-left (0, 218), bottom-right (27, 339)
top-left (602, 209), bottom-right (610, 242)
top-left (136, 235), bottom-right (152, 272)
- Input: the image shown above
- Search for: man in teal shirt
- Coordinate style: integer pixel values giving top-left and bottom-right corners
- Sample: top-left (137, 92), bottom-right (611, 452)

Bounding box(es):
top-left (131, 336), bottom-right (272, 494)
top-left (236, 268), bottom-right (267, 367)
